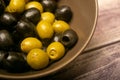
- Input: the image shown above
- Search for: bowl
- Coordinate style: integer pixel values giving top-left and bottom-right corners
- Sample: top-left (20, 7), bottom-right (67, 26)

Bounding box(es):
top-left (0, 0), bottom-right (98, 79)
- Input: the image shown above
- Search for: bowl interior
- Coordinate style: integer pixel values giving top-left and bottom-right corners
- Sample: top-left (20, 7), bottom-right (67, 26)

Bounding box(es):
top-left (0, 0), bottom-right (98, 79)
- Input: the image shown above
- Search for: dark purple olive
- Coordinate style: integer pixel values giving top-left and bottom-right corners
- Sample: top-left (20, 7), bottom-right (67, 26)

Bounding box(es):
top-left (41, 0), bottom-right (57, 12)
top-left (0, 12), bottom-right (17, 31)
top-left (55, 5), bottom-right (73, 22)
top-left (0, 30), bottom-right (14, 50)
top-left (2, 52), bottom-right (30, 73)
top-left (15, 19), bottom-right (36, 38)
top-left (0, 0), bottom-right (5, 15)
top-left (11, 30), bottom-right (22, 45)
top-left (22, 8), bottom-right (41, 25)
top-left (3, 0), bottom-right (10, 6)
top-left (0, 51), bottom-right (7, 68)
top-left (52, 33), bottom-right (61, 42)
top-left (60, 29), bottom-right (78, 48)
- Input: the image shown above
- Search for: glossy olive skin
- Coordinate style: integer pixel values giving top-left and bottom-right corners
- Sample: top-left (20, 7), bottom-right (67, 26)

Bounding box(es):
top-left (22, 8), bottom-right (41, 25)
top-left (0, 12), bottom-right (17, 31)
top-left (2, 52), bottom-right (30, 73)
top-left (60, 29), bottom-right (78, 49)
top-left (52, 33), bottom-right (61, 42)
top-left (5, 0), bottom-right (25, 13)
top-left (0, 51), bottom-right (7, 68)
top-left (41, 0), bottom-right (57, 12)
top-left (15, 19), bottom-right (36, 38)
top-left (0, 0), bottom-right (5, 15)
top-left (0, 30), bottom-right (14, 50)
top-left (55, 5), bottom-right (73, 22)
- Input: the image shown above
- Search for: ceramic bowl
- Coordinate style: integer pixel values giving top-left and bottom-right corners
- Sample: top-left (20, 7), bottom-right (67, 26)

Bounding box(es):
top-left (0, 0), bottom-right (98, 79)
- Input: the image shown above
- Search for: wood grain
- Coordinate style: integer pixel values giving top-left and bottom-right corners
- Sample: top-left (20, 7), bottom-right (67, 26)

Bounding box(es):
top-left (84, 0), bottom-right (120, 51)
top-left (41, 42), bottom-right (120, 80)
top-left (39, 0), bottom-right (120, 80)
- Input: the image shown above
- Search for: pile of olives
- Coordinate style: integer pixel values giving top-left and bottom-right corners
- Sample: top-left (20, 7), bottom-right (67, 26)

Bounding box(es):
top-left (0, 0), bottom-right (78, 73)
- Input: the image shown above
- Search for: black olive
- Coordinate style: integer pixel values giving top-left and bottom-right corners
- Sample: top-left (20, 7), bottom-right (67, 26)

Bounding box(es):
top-left (0, 12), bottom-right (17, 31)
top-left (0, 51), bottom-right (7, 68)
top-left (55, 5), bottom-right (73, 22)
top-left (60, 29), bottom-right (78, 49)
top-left (11, 30), bottom-right (23, 46)
top-left (0, 0), bottom-right (5, 15)
top-left (22, 8), bottom-right (41, 25)
top-left (3, 0), bottom-right (10, 6)
top-left (41, 0), bottom-right (57, 12)
top-left (52, 33), bottom-right (61, 42)
top-left (15, 19), bottom-right (36, 38)
top-left (0, 30), bottom-right (14, 50)
top-left (2, 52), bottom-right (30, 73)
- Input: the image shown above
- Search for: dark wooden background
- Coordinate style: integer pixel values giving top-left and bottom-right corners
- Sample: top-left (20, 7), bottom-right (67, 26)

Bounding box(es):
top-left (41, 0), bottom-right (120, 80)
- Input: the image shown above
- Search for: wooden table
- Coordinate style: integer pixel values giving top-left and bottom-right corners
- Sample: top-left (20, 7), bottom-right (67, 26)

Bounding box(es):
top-left (41, 0), bottom-right (120, 80)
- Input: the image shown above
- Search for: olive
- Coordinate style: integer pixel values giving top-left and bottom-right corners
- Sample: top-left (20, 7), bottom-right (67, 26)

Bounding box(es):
top-left (0, 51), bottom-right (7, 68)
top-left (25, 1), bottom-right (43, 13)
top-left (0, 0), bottom-right (6, 15)
top-left (25, 0), bottom-right (30, 3)
top-left (60, 29), bottom-right (78, 48)
top-left (27, 48), bottom-right (49, 70)
top-left (41, 12), bottom-right (55, 24)
top-left (36, 20), bottom-right (54, 39)
top-left (41, 0), bottom-right (57, 12)
top-left (0, 12), bottom-right (17, 31)
top-left (52, 33), bottom-right (61, 42)
top-left (5, 0), bottom-right (25, 13)
top-left (20, 37), bottom-right (42, 53)
top-left (15, 19), bottom-right (36, 38)
top-left (22, 8), bottom-right (41, 25)
top-left (52, 20), bottom-right (70, 33)
top-left (3, 0), bottom-right (10, 6)
top-left (55, 5), bottom-right (73, 22)
top-left (2, 52), bottom-right (30, 73)
top-left (0, 30), bottom-right (14, 50)
top-left (47, 42), bottom-right (65, 60)
top-left (11, 30), bottom-right (23, 45)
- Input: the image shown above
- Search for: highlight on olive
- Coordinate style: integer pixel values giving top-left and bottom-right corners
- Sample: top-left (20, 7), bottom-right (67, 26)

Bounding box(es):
top-left (60, 29), bottom-right (78, 49)
top-left (55, 5), bottom-right (73, 22)
top-left (41, 0), bottom-right (57, 12)
top-left (0, 0), bottom-right (78, 73)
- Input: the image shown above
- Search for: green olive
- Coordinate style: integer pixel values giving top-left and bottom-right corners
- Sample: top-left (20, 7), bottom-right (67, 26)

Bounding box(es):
top-left (36, 20), bottom-right (54, 39)
top-left (41, 12), bottom-right (55, 24)
top-left (5, 0), bottom-right (25, 13)
top-left (52, 20), bottom-right (70, 33)
top-left (25, 1), bottom-right (43, 13)
top-left (21, 37), bottom-right (42, 53)
top-left (27, 48), bottom-right (49, 70)
top-left (47, 42), bottom-right (65, 60)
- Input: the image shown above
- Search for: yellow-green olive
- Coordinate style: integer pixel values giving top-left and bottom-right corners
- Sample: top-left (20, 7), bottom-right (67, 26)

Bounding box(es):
top-left (25, 1), bottom-right (43, 13)
top-left (36, 20), bottom-right (54, 39)
top-left (5, 0), bottom-right (25, 13)
top-left (52, 20), bottom-right (70, 33)
top-left (47, 42), bottom-right (65, 60)
top-left (27, 48), bottom-right (49, 70)
top-left (41, 12), bottom-right (55, 24)
top-left (21, 37), bottom-right (42, 53)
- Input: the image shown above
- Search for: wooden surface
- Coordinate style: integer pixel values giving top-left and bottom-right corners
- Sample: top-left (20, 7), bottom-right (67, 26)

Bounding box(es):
top-left (41, 0), bottom-right (120, 80)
